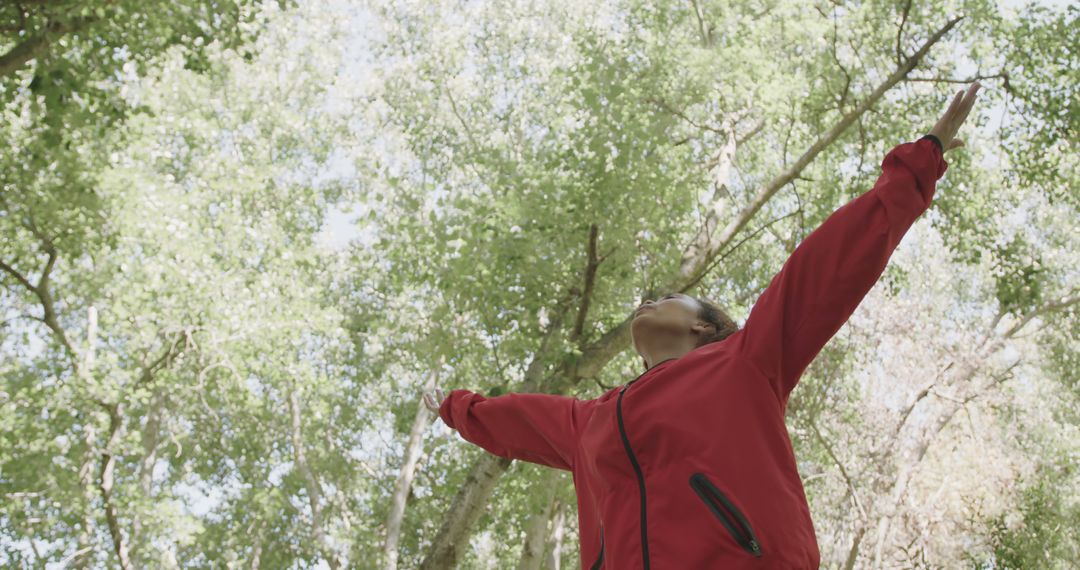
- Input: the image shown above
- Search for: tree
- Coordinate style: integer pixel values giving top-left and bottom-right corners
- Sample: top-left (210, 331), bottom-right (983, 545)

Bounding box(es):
top-left (2, 0), bottom-right (1076, 567)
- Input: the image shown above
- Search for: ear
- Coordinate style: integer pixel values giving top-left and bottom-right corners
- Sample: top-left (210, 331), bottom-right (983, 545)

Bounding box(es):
top-left (691, 320), bottom-right (715, 336)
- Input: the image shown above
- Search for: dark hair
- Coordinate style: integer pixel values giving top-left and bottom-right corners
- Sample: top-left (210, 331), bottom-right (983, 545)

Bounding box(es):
top-left (693, 296), bottom-right (740, 347)
top-left (639, 296), bottom-right (739, 371)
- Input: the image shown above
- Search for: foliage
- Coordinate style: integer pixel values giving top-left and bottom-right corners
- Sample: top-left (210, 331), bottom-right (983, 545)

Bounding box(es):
top-left (1, 0), bottom-right (1077, 567)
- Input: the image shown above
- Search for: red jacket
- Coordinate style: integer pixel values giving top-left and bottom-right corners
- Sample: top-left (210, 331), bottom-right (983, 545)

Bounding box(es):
top-left (439, 137), bottom-right (947, 569)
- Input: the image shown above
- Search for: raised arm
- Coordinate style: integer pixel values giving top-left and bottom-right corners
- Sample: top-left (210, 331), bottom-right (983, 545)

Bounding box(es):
top-left (736, 135), bottom-right (949, 405)
top-left (735, 82), bottom-right (982, 405)
top-left (431, 389), bottom-right (595, 471)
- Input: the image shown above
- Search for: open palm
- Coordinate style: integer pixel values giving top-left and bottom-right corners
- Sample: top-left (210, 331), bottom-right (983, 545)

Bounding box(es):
top-left (423, 388), bottom-right (446, 413)
top-left (929, 81), bottom-right (982, 152)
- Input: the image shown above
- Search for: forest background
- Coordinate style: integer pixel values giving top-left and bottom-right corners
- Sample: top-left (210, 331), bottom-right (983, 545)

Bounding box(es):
top-left (1, 0), bottom-right (1077, 568)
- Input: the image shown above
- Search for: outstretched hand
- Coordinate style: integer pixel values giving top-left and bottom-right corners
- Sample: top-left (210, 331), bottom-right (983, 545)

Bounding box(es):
top-left (928, 81), bottom-right (982, 153)
top-left (422, 388), bottom-right (446, 413)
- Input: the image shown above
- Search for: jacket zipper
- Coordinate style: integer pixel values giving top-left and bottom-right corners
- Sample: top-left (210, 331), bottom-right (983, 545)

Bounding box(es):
top-left (617, 382), bottom-right (650, 569)
top-left (590, 523), bottom-right (604, 570)
top-left (689, 473), bottom-right (763, 557)
top-left (615, 357), bottom-right (677, 570)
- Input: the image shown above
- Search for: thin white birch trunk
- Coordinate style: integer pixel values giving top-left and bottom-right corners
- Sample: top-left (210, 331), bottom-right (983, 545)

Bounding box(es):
top-left (516, 468), bottom-right (562, 570)
top-left (382, 357), bottom-right (442, 570)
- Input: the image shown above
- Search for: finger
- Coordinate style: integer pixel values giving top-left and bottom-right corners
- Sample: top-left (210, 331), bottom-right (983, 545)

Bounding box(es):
top-left (948, 90), bottom-right (963, 113)
top-left (941, 92), bottom-right (963, 129)
top-left (960, 83), bottom-right (981, 118)
top-left (959, 82), bottom-right (980, 107)
top-left (959, 85), bottom-right (977, 109)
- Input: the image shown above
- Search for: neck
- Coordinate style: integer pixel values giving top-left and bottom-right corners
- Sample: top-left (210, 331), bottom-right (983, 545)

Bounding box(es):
top-left (641, 340), bottom-right (696, 369)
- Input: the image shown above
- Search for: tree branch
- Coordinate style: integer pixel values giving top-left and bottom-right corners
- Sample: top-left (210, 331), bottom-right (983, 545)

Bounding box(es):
top-left (1001, 290), bottom-right (1080, 339)
top-left (1, 234), bottom-right (78, 368)
top-left (571, 224), bottom-right (602, 343)
top-left (810, 419), bottom-right (868, 523)
top-left (0, 16), bottom-right (95, 78)
top-left (0, 258), bottom-right (36, 292)
top-left (902, 71), bottom-right (1010, 93)
top-left (689, 0), bottom-right (712, 47)
top-left (678, 15), bottom-right (964, 287)
top-left (288, 386), bottom-right (340, 569)
top-left (894, 0), bottom-right (912, 68)
top-left (98, 402), bottom-right (132, 570)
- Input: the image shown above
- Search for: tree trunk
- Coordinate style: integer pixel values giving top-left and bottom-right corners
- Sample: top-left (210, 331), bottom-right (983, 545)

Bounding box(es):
top-left (0, 17), bottom-right (91, 78)
top-left (546, 498), bottom-right (567, 570)
top-left (288, 387), bottom-right (340, 570)
top-left (517, 469), bottom-right (563, 570)
top-left (74, 308), bottom-right (100, 568)
top-left (99, 403), bottom-right (132, 570)
top-left (131, 388), bottom-right (164, 563)
top-left (73, 421), bottom-right (98, 570)
top-left (382, 360), bottom-right (441, 570)
top-left (842, 524), bottom-right (866, 570)
top-left (418, 453), bottom-right (512, 570)
top-left (250, 520), bottom-right (267, 570)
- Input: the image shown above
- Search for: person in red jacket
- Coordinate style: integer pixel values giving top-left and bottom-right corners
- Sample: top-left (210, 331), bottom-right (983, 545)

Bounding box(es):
top-left (423, 82), bottom-right (981, 569)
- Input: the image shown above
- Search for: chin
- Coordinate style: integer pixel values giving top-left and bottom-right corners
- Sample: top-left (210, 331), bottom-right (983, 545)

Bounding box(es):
top-left (630, 313), bottom-right (653, 336)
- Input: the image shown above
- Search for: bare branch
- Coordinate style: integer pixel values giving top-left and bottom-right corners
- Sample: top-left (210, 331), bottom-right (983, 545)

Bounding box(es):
top-left (571, 224), bottom-right (602, 343)
top-left (842, 525), bottom-right (868, 570)
top-left (891, 361), bottom-right (954, 445)
top-left (817, 3), bottom-right (853, 112)
top-left (685, 208), bottom-right (801, 292)
top-left (0, 23), bottom-right (56, 77)
top-left (98, 403), bottom-right (132, 570)
top-left (647, 97), bottom-right (758, 144)
top-left (0, 10), bottom-right (98, 74)
top-left (904, 71), bottom-right (1009, 84)
top-left (810, 419), bottom-right (868, 523)
top-left (442, 81), bottom-right (491, 189)
top-left (895, 0), bottom-right (912, 68)
top-left (1001, 290), bottom-right (1080, 339)
top-left (136, 332), bottom-right (185, 387)
top-left (3, 241), bottom-right (79, 368)
top-left (689, 0), bottom-right (711, 47)
top-left (0, 258), bottom-right (36, 292)
top-left (679, 15), bottom-right (965, 287)
top-left (419, 454), bottom-right (513, 569)
top-left (288, 387), bottom-right (340, 569)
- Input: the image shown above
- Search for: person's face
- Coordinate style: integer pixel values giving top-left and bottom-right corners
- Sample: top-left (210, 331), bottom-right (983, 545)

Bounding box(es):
top-left (630, 293), bottom-right (708, 350)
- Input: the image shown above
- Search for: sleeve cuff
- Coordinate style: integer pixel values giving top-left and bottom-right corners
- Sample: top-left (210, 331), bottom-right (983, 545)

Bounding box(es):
top-left (438, 390), bottom-right (461, 429)
top-left (920, 134), bottom-right (943, 153)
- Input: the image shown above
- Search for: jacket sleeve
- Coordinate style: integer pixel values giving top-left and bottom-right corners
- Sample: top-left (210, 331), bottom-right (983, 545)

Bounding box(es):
top-left (736, 136), bottom-right (948, 404)
top-left (438, 389), bottom-right (594, 471)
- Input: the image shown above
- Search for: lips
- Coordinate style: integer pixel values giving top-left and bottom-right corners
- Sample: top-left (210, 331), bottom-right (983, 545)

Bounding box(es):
top-left (635, 305), bottom-right (656, 315)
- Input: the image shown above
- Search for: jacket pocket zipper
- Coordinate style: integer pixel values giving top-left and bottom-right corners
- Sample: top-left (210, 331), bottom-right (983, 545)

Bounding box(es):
top-left (590, 524), bottom-right (604, 570)
top-left (688, 473), bottom-right (763, 557)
